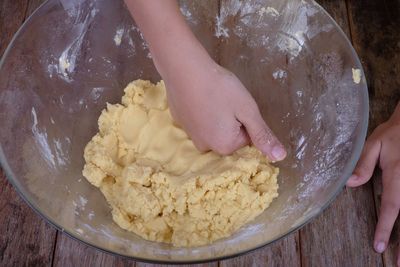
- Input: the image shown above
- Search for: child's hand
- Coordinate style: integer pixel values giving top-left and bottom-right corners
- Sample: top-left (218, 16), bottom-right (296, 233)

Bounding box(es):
top-left (347, 103), bottom-right (400, 263)
top-left (125, 0), bottom-right (286, 160)
top-left (164, 60), bottom-right (286, 160)
top-left (125, 0), bottom-right (286, 161)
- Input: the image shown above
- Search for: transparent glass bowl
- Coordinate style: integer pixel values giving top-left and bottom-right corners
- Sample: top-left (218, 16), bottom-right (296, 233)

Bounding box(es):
top-left (0, 0), bottom-right (368, 264)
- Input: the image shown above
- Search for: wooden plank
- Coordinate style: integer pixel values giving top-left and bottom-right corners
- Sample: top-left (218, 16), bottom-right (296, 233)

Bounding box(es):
top-left (0, 1), bottom-right (58, 266)
top-left (317, 0), bottom-right (351, 36)
top-left (373, 176), bottom-right (400, 267)
top-left (52, 233), bottom-right (134, 267)
top-left (299, 1), bottom-right (384, 266)
top-left (0, 169), bottom-right (57, 267)
top-left (0, 0), bottom-right (29, 57)
top-left (53, 231), bottom-right (218, 267)
top-left (346, 0), bottom-right (400, 130)
top-left (300, 188), bottom-right (382, 266)
top-left (219, 234), bottom-right (300, 267)
top-left (346, 0), bottom-right (400, 265)
top-left (26, 0), bottom-right (47, 16)
top-left (136, 262), bottom-right (218, 267)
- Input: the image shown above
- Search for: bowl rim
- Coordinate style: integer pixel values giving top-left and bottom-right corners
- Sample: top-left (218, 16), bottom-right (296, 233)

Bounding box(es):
top-left (0, 0), bottom-right (369, 264)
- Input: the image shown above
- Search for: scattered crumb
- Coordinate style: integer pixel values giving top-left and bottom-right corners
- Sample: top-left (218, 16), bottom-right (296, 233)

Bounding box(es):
top-left (272, 69), bottom-right (287, 80)
top-left (114, 28), bottom-right (124, 46)
top-left (88, 211), bottom-right (95, 220)
top-left (79, 196), bottom-right (88, 206)
top-left (215, 15), bottom-right (229, 38)
top-left (352, 68), bottom-right (362, 84)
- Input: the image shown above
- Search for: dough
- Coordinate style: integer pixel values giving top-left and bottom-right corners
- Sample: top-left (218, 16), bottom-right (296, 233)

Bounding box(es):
top-left (83, 80), bottom-right (279, 247)
top-left (352, 68), bottom-right (362, 84)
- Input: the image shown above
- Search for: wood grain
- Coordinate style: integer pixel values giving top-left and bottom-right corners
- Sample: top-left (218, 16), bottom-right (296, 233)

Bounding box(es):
top-left (219, 234), bottom-right (301, 267)
top-left (0, 169), bottom-right (57, 267)
top-left (26, 0), bottom-right (47, 16)
top-left (300, 187), bottom-right (383, 267)
top-left (373, 175), bottom-right (400, 267)
top-left (1, 0), bottom-right (398, 266)
top-left (346, 0), bottom-right (400, 130)
top-left (0, 0), bottom-right (29, 57)
top-left (53, 232), bottom-right (219, 267)
top-left (317, 0), bottom-right (352, 37)
top-left (346, 0), bottom-right (400, 265)
top-left (0, 1), bottom-right (57, 267)
top-left (299, 1), bottom-right (384, 266)
top-left (136, 262), bottom-right (218, 267)
top-left (52, 233), bottom-right (134, 267)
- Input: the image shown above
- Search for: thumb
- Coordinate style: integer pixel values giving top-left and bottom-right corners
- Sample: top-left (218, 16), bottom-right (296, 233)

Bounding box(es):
top-left (347, 137), bottom-right (381, 187)
top-left (237, 106), bottom-right (286, 161)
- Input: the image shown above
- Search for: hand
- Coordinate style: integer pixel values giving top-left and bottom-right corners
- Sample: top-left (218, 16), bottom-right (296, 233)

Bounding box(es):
top-left (125, 0), bottom-right (286, 160)
top-left (164, 59), bottom-right (286, 160)
top-left (347, 104), bottom-right (400, 265)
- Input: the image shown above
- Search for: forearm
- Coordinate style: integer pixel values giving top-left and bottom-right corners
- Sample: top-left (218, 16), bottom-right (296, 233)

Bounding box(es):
top-left (124, 0), bottom-right (213, 79)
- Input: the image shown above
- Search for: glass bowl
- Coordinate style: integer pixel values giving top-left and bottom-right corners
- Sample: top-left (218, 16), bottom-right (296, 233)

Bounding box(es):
top-left (0, 0), bottom-right (368, 264)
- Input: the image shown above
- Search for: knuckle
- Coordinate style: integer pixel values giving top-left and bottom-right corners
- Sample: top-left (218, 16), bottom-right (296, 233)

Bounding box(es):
top-left (214, 143), bottom-right (234, 155)
top-left (192, 139), bottom-right (208, 153)
top-left (376, 226), bottom-right (392, 238)
top-left (254, 128), bottom-right (272, 146)
top-left (209, 126), bottom-right (243, 155)
top-left (240, 102), bottom-right (259, 117)
top-left (211, 137), bottom-right (236, 156)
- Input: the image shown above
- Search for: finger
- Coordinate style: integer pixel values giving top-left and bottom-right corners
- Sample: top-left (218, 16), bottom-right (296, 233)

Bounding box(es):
top-left (397, 245), bottom-right (400, 267)
top-left (347, 137), bottom-right (381, 187)
top-left (213, 126), bottom-right (249, 155)
top-left (237, 107), bottom-right (286, 161)
top-left (374, 170), bottom-right (400, 253)
top-left (234, 126), bottom-right (250, 150)
top-left (192, 139), bottom-right (210, 153)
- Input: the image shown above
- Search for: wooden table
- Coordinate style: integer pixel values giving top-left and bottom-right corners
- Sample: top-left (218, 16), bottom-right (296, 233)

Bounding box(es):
top-left (1, 0), bottom-right (399, 266)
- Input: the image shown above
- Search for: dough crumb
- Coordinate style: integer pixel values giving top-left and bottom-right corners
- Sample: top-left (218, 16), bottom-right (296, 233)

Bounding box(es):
top-left (83, 80), bottom-right (279, 247)
top-left (272, 69), bottom-right (287, 80)
top-left (352, 68), bottom-right (362, 84)
top-left (114, 28), bottom-right (124, 46)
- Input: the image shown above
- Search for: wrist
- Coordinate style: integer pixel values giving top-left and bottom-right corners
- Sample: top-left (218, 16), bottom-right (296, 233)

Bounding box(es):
top-left (152, 42), bottom-right (215, 83)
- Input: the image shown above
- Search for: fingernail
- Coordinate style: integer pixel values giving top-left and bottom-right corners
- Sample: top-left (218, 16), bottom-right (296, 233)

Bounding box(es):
top-left (375, 241), bottom-right (385, 253)
top-left (271, 146), bottom-right (286, 161)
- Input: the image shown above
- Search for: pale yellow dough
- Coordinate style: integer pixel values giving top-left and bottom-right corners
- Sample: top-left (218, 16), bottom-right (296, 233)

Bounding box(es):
top-left (83, 80), bottom-right (279, 247)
